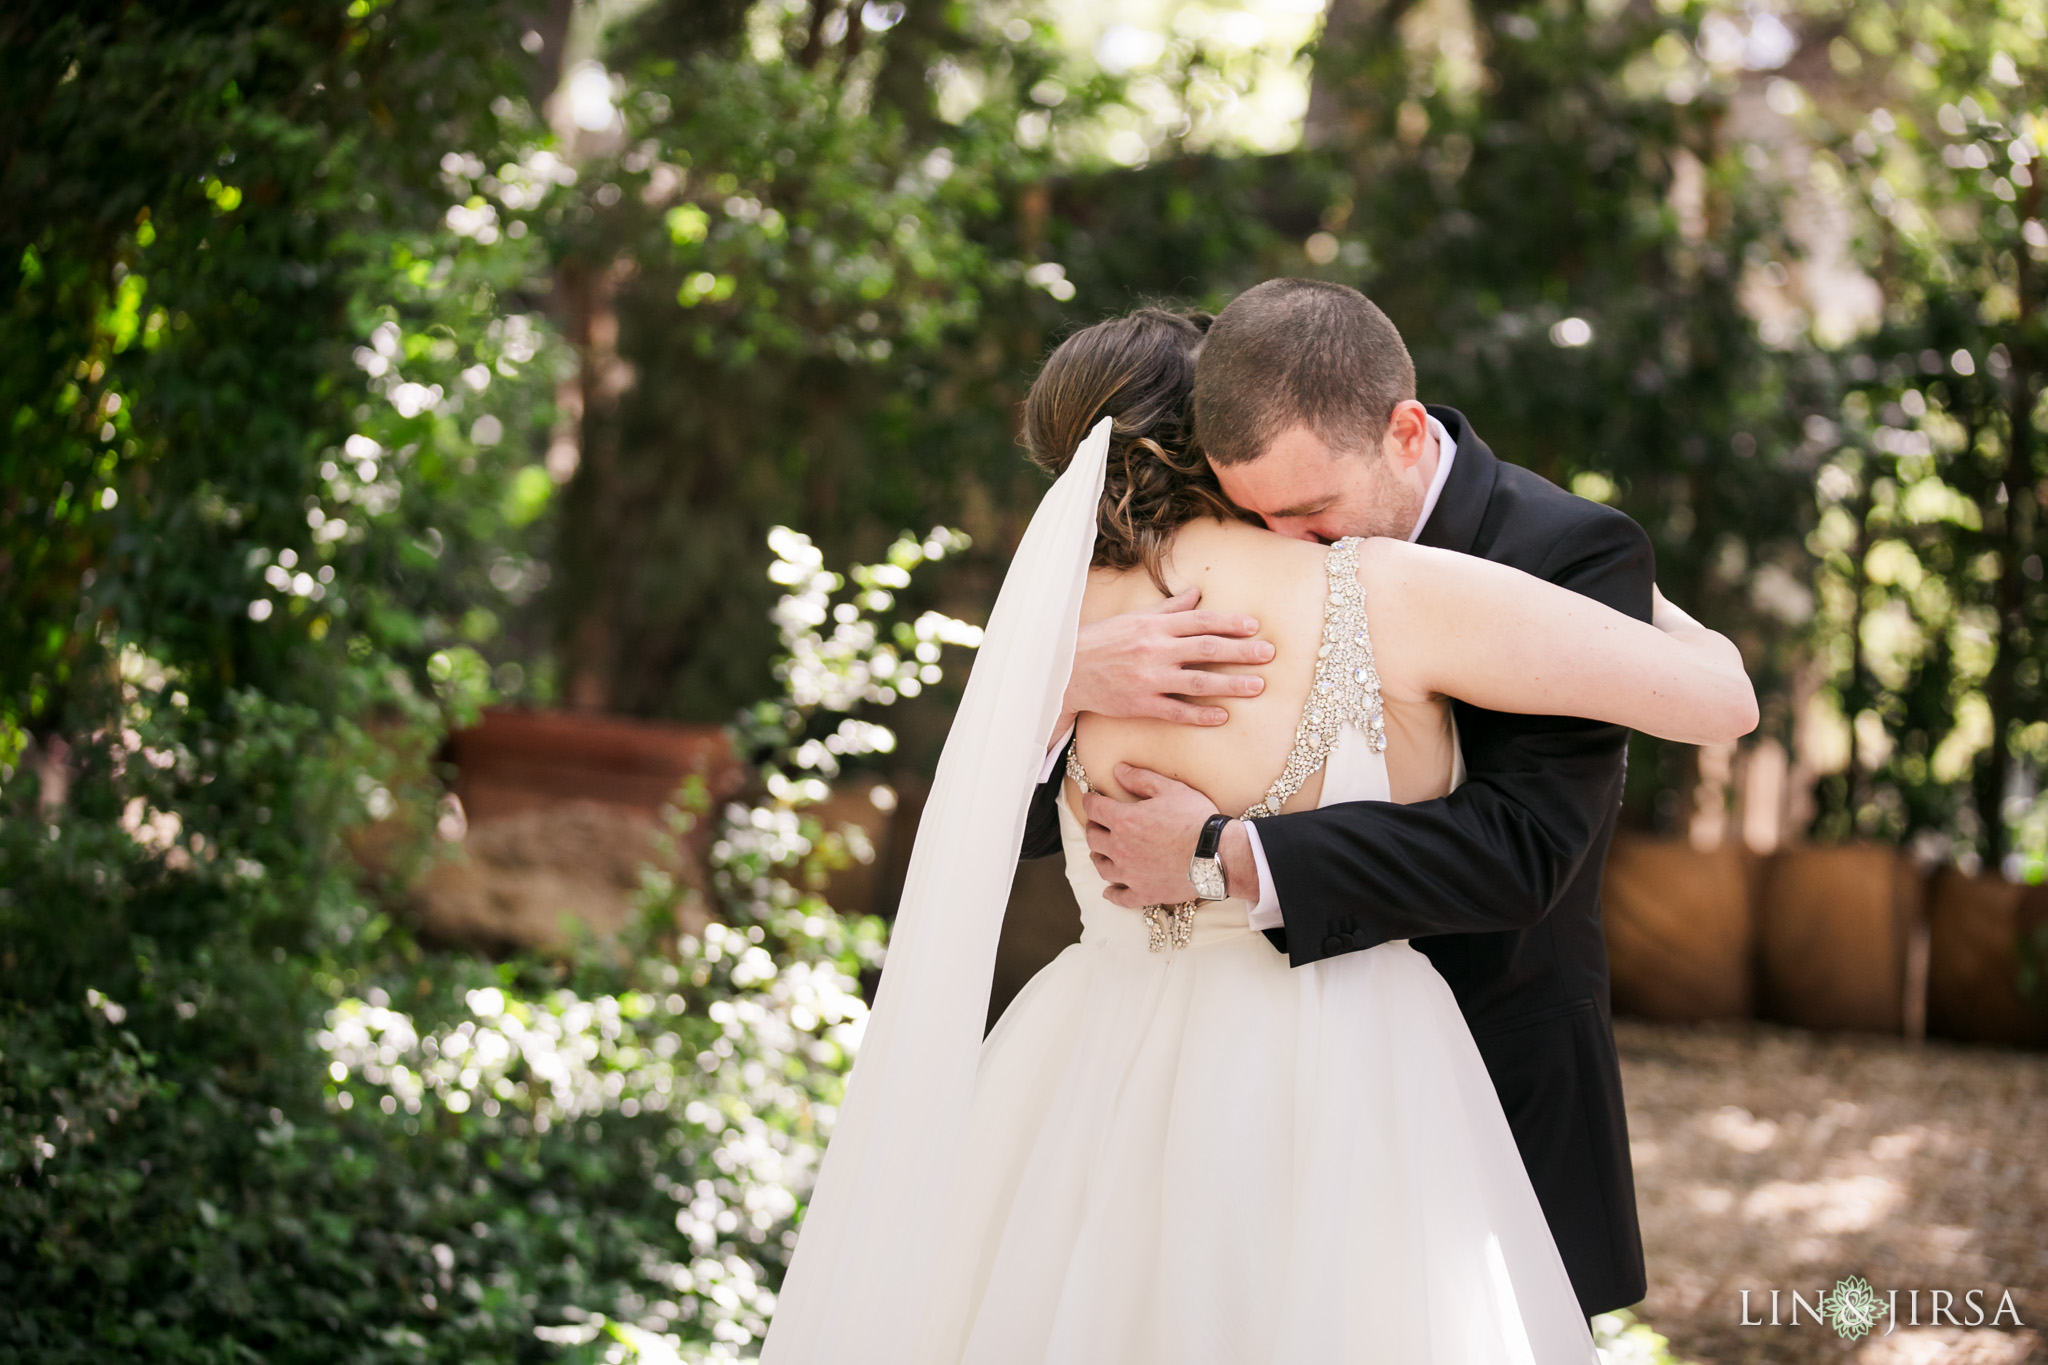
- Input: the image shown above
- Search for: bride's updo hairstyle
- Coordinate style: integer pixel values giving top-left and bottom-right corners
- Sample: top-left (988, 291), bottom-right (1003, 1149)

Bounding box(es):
top-left (1022, 307), bottom-right (1257, 593)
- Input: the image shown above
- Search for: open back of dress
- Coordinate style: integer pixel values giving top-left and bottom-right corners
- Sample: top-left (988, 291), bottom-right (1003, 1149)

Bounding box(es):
top-left (909, 539), bottom-right (1597, 1364)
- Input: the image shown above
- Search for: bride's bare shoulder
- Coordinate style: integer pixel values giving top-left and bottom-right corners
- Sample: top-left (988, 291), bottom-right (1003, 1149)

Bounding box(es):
top-left (1082, 518), bottom-right (1322, 621)
top-left (1164, 517), bottom-right (1326, 579)
top-left (1353, 538), bottom-right (1476, 642)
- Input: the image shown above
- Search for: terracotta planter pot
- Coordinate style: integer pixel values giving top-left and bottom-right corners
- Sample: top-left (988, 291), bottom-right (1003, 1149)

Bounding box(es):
top-left (413, 709), bottom-right (748, 949)
top-left (1756, 844), bottom-right (1923, 1035)
top-left (1926, 868), bottom-right (2048, 1048)
top-left (444, 707), bottom-right (745, 824)
top-left (1602, 836), bottom-right (1756, 1022)
top-left (410, 800), bottom-right (708, 950)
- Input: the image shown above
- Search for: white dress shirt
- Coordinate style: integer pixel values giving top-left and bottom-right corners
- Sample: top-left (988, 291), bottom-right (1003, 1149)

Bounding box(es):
top-left (1044, 414), bottom-right (1459, 930)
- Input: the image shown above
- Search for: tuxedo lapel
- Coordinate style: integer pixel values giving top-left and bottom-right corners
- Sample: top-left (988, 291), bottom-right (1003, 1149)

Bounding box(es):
top-left (1417, 405), bottom-right (1497, 556)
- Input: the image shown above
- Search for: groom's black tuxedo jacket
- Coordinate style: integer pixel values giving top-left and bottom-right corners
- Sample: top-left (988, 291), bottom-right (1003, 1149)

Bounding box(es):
top-left (1019, 406), bottom-right (1651, 1316)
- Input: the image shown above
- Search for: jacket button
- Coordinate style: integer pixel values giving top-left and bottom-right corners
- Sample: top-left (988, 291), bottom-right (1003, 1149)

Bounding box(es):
top-left (1323, 935), bottom-right (1347, 955)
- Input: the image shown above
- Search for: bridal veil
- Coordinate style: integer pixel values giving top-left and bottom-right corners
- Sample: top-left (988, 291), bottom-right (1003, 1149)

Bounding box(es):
top-left (758, 418), bottom-right (1111, 1362)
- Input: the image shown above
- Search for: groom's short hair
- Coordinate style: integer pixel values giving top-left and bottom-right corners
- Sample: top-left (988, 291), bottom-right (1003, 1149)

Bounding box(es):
top-left (1195, 279), bottom-right (1416, 466)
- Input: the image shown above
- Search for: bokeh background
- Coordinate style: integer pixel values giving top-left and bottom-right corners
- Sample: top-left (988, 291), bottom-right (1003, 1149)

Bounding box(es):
top-left (3, 0), bottom-right (2045, 1361)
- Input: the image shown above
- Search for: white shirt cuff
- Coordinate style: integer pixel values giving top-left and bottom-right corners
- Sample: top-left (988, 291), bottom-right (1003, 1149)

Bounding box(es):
top-left (1242, 821), bottom-right (1283, 931)
top-left (1039, 722), bottom-right (1075, 785)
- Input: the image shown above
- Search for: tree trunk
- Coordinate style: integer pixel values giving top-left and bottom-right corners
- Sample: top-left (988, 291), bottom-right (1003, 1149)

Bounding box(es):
top-left (554, 256), bottom-right (627, 712)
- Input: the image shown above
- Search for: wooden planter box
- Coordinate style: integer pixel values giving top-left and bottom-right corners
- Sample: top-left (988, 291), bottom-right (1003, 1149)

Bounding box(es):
top-left (1602, 836), bottom-right (1757, 1022)
top-left (1756, 844), bottom-right (1922, 1034)
top-left (1926, 868), bottom-right (2048, 1048)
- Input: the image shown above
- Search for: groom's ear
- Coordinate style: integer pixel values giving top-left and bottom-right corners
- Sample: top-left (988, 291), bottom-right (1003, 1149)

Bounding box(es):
top-left (1382, 400), bottom-right (1431, 471)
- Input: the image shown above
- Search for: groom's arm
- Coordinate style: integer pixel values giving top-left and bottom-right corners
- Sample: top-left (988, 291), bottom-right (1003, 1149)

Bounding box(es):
top-left (1253, 706), bottom-right (1628, 963)
top-left (1251, 513), bottom-right (1654, 964)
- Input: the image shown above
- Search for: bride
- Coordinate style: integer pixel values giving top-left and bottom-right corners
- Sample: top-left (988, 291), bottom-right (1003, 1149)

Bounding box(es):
top-left (759, 308), bottom-right (1754, 1364)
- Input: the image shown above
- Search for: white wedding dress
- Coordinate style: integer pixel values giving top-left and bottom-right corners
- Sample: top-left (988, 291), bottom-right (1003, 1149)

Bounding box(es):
top-left (907, 541), bottom-right (1597, 1365)
top-left (758, 419), bottom-right (1596, 1365)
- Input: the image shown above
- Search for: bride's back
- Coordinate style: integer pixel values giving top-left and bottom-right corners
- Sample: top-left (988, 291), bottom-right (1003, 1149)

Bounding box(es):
top-left (1071, 519), bottom-right (1457, 817)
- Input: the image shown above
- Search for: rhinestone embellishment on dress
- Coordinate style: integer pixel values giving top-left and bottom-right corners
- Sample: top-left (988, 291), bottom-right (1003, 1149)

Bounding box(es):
top-left (1239, 536), bottom-right (1385, 819)
top-left (1066, 537), bottom-right (1386, 952)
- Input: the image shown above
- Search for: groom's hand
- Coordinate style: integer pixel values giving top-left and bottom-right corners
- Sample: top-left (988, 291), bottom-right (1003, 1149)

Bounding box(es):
top-left (1065, 589), bottom-right (1272, 729)
top-left (1086, 764), bottom-right (1222, 908)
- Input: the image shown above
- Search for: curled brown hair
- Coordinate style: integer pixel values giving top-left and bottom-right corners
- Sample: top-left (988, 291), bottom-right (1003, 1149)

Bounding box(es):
top-left (1021, 307), bottom-right (1258, 592)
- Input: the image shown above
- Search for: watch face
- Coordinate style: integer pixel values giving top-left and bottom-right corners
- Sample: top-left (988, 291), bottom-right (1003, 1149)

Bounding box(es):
top-left (1191, 859), bottom-right (1226, 901)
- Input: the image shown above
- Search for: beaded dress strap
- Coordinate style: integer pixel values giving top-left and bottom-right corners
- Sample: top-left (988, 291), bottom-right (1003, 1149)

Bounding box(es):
top-left (1064, 737), bottom-right (1094, 795)
top-left (1238, 535), bottom-right (1386, 819)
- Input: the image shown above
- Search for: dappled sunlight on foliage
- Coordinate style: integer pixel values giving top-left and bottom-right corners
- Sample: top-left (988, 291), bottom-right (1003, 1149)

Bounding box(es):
top-left (0, 519), bottom-right (974, 1360)
top-left (6, 0), bottom-right (2048, 1359)
top-left (1787, 2), bottom-right (2048, 867)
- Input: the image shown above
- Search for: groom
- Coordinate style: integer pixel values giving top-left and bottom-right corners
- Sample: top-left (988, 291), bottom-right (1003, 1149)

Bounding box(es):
top-left (1019, 279), bottom-right (1652, 1317)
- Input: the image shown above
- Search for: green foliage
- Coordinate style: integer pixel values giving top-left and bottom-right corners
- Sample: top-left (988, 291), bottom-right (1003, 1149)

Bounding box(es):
top-left (544, 0), bottom-right (1824, 835)
top-left (0, 4), bottom-right (988, 1356)
top-left (0, 684), bottom-right (419, 1362)
top-left (0, 2), bottom-right (568, 1100)
top-left (0, 761), bottom-right (861, 1365)
top-left (3, 1), bottom-right (572, 1359)
top-left (0, 522), bottom-right (975, 1362)
top-left (1794, 0), bottom-right (2047, 866)
top-left (6, 0), bottom-right (2042, 1357)
top-left (1591, 1307), bottom-right (1701, 1364)
top-left (0, 0), bottom-right (557, 738)
top-left (1299, 0), bottom-right (1822, 826)
top-left (543, 8), bottom-right (1073, 721)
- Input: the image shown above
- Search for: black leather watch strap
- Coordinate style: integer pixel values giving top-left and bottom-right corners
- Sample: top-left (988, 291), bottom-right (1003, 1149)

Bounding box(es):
top-left (1193, 812), bottom-right (1231, 860)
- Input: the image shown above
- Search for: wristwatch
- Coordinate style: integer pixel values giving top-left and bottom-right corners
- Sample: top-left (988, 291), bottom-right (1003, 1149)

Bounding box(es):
top-left (1188, 813), bottom-right (1232, 901)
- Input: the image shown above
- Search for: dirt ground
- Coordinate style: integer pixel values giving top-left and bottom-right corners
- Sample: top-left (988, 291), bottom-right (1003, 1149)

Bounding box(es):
top-left (1617, 1019), bottom-right (2048, 1365)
